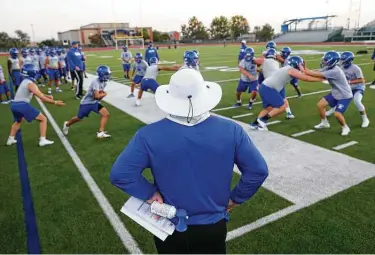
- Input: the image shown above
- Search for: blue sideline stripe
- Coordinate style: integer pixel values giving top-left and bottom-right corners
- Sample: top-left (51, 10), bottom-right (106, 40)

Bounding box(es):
top-left (16, 130), bottom-right (41, 254)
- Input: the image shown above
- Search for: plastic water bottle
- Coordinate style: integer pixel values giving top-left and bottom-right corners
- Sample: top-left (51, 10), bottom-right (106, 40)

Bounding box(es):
top-left (150, 202), bottom-right (177, 219)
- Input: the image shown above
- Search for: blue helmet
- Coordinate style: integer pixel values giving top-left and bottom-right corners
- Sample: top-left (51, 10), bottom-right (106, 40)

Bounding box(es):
top-left (288, 56), bottom-right (304, 70)
top-left (135, 53), bottom-right (143, 63)
top-left (45, 49), bottom-right (50, 56)
top-left (21, 64), bottom-right (37, 80)
top-left (192, 50), bottom-right (199, 58)
top-left (96, 65), bottom-right (111, 82)
top-left (244, 47), bottom-right (255, 62)
top-left (49, 49), bottom-right (56, 57)
top-left (61, 48), bottom-right (66, 54)
top-left (36, 48), bottom-right (41, 55)
top-left (29, 48), bottom-right (35, 55)
top-left (9, 48), bottom-right (19, 59)
top-left (340, 51), bottom-right (354, 69)
top-left (184, 51), bottom-right (199, 67)
top-left (321, 51), bottom-right (340, 69)
top-left (56, 48), bottom-right (62, 55)
top-left (122, 45), bottom-right (128, 51)
top-left (281, 47), bottom-right (292, 59)
top-left (266, 41), bottom-right (276, 49)
top-left (264, 48), bottom-right (277, 59)
top-left (149, 57), bottom-right (158, 65)
top-left (21, 48), bottom-right (28, 57)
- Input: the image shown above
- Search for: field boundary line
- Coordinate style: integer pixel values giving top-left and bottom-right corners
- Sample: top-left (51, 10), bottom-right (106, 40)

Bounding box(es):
top-left (36, 98), bottom-right (143, 254)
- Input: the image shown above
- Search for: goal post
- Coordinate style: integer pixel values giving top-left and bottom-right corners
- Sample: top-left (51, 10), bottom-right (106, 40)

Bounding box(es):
top-left (115, 38), bottom-right (145, 50)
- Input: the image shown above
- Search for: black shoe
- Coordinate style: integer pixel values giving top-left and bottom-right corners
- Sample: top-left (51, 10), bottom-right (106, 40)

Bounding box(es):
top-left (371, 81), bottom-right (375, 85)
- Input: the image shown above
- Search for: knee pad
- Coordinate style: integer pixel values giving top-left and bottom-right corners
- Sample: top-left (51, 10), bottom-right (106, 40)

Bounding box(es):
top-left (354, 92), bottom-right (365, 112)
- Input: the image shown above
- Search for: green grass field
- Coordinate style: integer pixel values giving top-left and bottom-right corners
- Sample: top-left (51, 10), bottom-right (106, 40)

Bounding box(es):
top-left (1, 44), bottom-right (375, 253)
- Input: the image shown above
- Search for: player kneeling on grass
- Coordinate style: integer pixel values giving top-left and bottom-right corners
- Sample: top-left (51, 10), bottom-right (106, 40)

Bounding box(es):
top-left (63, 65), bottom-right (112, 139)
top-left (6, 64), bottom-right (65, 147)
top-left (250, 56), bottom-right (324, 130)
top-left (325, 51), bottom-right (370, 128)
top-left (127, 53), bottom-right (148, 98)
top-left (301, 51), bottom-right (354, 136)
top-left (135, 57), bottom-right (178, 106)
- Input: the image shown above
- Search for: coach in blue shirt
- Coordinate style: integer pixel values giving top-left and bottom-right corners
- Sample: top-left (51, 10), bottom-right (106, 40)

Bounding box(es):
top-left (110, 69), bottom-right (268, 254)
top-left (67, 41), bottom-right (84, 99)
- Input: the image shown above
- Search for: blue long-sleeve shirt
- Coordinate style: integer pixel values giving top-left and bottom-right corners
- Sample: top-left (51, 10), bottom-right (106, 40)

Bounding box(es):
top-left (66, 47), bottom-right (83, 71)
top-left (110, 116), bottom-right (268, 225)
top-left (145, 47), bottom-right (159, 63)
top-left (371, 48), bottom-right (375, 60)
top-left (238, 44), bottom-right (247, 61)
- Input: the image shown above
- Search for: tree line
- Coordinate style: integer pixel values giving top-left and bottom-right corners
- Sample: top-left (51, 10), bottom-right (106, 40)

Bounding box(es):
top-left (181, 15), bottom-right (275, 41)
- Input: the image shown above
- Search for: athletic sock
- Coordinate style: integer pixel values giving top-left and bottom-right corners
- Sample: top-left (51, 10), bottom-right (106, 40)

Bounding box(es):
top-left (362, 114), bottom-right (368, 120)
top-left (261, 114), bottom-right (271, 122)
top-left (237, 100), bottom-right (241, 104)
top-left (286, 107), bottom-right (292, 114)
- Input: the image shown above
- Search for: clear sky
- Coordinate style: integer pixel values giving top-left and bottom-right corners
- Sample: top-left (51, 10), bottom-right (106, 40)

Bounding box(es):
top-left (0, 0), bottom-right (373, 41)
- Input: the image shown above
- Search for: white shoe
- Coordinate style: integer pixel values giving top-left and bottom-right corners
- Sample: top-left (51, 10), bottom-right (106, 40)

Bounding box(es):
top-left (341, 126), bottom-right (351, 136)
top-left (48, 89), bottom-right (52, 95)
top-left (56, 88), bottom-right (63, 93)
top-left (39, 138), bottom-right (54, 147)
top-left (1, 101), bottom-right (8, 105)
top-left (314, 121), bottom-right (330, 129)
top-left (6, 137), bottom-right (17, 146)
top-left (361, 118), bottom-right (370, 128)
top-left (257, 118), bottom-right (268, 131)
top-left (325, 108), bottom-right (335, 117)
top-left (62, 121), bottom-right (69, 135)
top-left (97, 131), bottom-right (111, 139)
top-left (286, 113), bottom-right (295, 119)
top-left (135, 99), bottom-right (141, 106)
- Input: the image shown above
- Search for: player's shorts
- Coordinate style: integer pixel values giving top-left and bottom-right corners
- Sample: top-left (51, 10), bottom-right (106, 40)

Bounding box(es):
top-left (279, 88), bottom-right (286, 99)
top-left (290, 78), bottom-right (299, 87)
top-left (237, 80), bottom-right (258, 93)
top-left (77, 102), bottom-right (103, 119)
top-left (11, 101), bottom-right (40, 123)
top-left (258, 72), bottom-right (265, 85)
top-left (141, 78), bottom-right (159, 93)
top-left (0, 82), bottom-right (10, 94)
top-left (352, 89), bottom-right (364, 96)
top-left (48, 69), bottom-right (60, 80)
top-left (323, 93), bottom-right (352, 114)
top-left (259, 84), bottom-right (285, 109)
top-left (133, 75), bottom-right (144, 84)
top-left (123, 63), bottom-right (131, 71)
top-left (59, 67), bottom-right (67, 77)
top-left (11, 70), bottom-right (22, 86)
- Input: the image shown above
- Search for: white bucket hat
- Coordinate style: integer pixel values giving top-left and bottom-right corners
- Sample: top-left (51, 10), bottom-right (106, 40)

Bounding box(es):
top-left (155, 68), bottom-right (222, 117)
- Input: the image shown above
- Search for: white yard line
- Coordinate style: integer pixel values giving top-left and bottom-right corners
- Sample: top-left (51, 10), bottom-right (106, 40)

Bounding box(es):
top-left (226, 204), bottom-right (306, 242)
top-left (232, 113), bottom-right (253, 119)
top-left (267, 120), bottom-right (282, 126)
top-left (291, 129), bottom-right (316, 137)
top-left (36, 98), bottom-right (143, 254)
top-left (333, 141), bottom-right (359, 151)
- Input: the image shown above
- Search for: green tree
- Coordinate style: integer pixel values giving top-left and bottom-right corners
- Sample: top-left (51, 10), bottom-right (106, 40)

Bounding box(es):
top-left (230, 15), bottom-right (250, 39)
top-left (181, 24), bottom-right (189, 39)
top-left (210, 16), bottom-right (231, 39)
top-left (142, 28), bottom-right (150, 40)
top-left (37, 38), bottom-right (61, 47)
top-left (255, 23), bottom-right (275, 41)
top-left (182, 16), bottom-right (209, 40)
top-left (160, 33), bottom-right (171, 41)
top-left (0, 32), bottom-right (11, 49)
top-left (14, 29), bottom-right (30, 47)
top-left (152, 30), bottom-right (162, 42)
top-left (89, 33), bottom-right (105, 46)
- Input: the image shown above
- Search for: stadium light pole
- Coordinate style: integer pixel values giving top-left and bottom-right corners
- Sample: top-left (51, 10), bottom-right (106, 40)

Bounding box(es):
top-left (356, 0), bottom-right (362, 28)
top-left (31, 24), bottom-right (36, 43)
top-left (112, 0), bottom-right (118, 49)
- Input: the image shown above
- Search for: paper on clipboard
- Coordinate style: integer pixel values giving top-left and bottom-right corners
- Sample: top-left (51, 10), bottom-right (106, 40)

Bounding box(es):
top-left (120, 196), bottom-right (175, 241)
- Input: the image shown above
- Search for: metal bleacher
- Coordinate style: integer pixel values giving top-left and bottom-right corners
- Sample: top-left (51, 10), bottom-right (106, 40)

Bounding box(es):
top-left (274, 15), bottom-right (340, 43)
